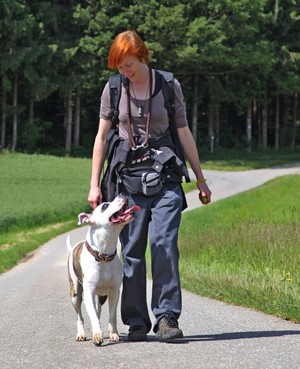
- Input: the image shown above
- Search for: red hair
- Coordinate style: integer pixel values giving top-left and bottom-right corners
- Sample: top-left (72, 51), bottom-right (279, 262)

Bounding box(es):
top-left (108, 30), bottom-right (149, 70)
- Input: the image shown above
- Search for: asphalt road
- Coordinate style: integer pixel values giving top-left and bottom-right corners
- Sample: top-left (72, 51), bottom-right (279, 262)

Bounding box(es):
top-left (1, 166), bottom-right (300, 369)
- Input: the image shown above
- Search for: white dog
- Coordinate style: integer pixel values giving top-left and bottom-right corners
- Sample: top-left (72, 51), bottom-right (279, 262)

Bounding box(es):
top-left (67, 194), bottom-right (140, 345)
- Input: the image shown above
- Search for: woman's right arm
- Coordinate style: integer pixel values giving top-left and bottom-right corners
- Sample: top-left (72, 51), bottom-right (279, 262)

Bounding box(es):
top-left (88, 118), bottom-right (112, 208)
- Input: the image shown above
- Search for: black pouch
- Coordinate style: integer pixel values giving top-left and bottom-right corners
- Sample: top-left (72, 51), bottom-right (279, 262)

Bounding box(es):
top-left (120, 166), bottom-right (145, 194)
top-left (141, 172), bottom-right (164, 196)
top-left (120, 166), bottom-right (164, 196)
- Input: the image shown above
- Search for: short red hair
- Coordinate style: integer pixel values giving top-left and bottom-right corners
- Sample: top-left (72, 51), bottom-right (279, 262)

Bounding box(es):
top-left (108, 30), bottom-right (149, 70)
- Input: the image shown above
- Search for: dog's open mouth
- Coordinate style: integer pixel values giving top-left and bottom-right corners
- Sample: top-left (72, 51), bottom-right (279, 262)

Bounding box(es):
top-left (110, 204), bottom-right (141, 224)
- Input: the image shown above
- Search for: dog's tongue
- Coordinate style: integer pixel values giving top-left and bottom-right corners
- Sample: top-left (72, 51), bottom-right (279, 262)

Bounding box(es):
top-left (127, 205), bottom-right (141, 213)
top-left (111, 205), bottom-right (141, 223)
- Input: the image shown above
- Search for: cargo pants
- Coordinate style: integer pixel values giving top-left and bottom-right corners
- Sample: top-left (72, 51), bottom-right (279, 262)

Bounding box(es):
top-left (119, 182), bottom-right (183, 333)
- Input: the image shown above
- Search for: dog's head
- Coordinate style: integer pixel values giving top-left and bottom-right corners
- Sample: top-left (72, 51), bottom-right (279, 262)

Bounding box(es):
top-left (78, 194), bottom-right (140, 228)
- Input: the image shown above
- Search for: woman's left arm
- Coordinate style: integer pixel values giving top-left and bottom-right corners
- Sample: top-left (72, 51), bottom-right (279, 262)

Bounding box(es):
top-left (177, 126), bottom-right (212, 204)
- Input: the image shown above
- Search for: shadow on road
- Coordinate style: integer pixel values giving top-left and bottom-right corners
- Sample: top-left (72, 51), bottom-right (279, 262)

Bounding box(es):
top-left (142, 330), bottom-right (300, 344)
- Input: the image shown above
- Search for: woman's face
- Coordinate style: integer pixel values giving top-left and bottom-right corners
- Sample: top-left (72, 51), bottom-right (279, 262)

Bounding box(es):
top-left (117, 55), bottom-right (146, 82)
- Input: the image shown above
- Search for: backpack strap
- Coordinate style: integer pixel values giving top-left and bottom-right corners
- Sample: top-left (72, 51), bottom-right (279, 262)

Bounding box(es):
top-left (108, 74), bottom-right (128, 130)
top-left (103, 75), bottom-right (124, 179)
top-left (158, 70), bottom-right (190, 182)
top-left (157, 70), bottom-right (175, 123)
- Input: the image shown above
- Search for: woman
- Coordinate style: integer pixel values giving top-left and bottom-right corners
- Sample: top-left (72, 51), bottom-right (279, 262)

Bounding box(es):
top-left (88, 30), bottom-right (211, 342)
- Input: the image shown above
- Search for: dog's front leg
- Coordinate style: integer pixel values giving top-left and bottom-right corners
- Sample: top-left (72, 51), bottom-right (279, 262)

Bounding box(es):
top-left (107, 288), bottom-right (120, 342)
top-left (83, 290), bottom-right (103, 346)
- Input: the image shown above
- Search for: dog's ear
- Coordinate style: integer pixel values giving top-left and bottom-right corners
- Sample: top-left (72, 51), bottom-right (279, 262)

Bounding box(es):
top-left (78, 213), bottom-right (94, 225)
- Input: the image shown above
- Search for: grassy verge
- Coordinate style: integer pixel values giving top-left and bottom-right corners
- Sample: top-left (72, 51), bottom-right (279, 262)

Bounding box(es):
top-left (179, 175), bottom-right (300, 322)
top-left (0, 152), bottom-right (91, 231)
top-left (0, 152), bottom-right (91, 273)
top-left (0, 221), bottom-right (75, 272)
top-left (200, 147), bottom-right (300, 171)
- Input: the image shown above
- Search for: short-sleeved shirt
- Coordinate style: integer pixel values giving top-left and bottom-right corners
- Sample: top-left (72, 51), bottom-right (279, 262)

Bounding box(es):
top-left (99, 70), bottom-right (188, 140)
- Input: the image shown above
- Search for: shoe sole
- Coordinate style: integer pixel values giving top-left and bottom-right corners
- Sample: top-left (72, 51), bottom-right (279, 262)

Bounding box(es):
top-left (127, 333), bottom-right (148, 342)
top-left (156, 332), bottom-right (184, 340)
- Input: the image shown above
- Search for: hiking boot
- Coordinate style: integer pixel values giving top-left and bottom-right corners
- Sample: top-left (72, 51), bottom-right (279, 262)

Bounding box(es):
top-left (127, 325), bottom-right (148, 342)
top-left (155, 311), bottom-right (183, 340)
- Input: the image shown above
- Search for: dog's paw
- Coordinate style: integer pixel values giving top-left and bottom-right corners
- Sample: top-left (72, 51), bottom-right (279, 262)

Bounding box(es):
top-left (76, 333), bottom-right (87, 342)
top-left (93, 332), bottom-right (104, 346)
top-left (109, 333), bottom-right (120, 343)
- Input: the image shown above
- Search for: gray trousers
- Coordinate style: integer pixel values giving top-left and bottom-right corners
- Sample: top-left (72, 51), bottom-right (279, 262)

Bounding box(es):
top-left (119, 182), bottom-right (183, 333)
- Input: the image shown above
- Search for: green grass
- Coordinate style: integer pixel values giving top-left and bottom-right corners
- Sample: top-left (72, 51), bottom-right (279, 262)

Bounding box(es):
top-left (0, 152), bottom-right (91, 231)
top-left (1, 151), bottom-right (300, 323)
top-left (179, 175), bottom-right (300, 322)
top-left (199, 147), bottom-right (300, 171)
top-left (0, 221), bottom-right (76, 272)
top-left (0, 152), bottom-right (92, 272)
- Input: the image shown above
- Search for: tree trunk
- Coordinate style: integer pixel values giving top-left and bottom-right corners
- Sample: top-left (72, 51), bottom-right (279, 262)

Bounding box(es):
top-left (1, 87), bottom-right (6, 150)
top-left (191, 75), bottom-right (198, 142)
top-left (12, 74), bottom-right (18, 152)
top-left (29, 94), bottom-right (34, 126)
top-left (65, 90), bottom-right (73, 154)
top-left (262, 91), bottom-right (268, 149)
top-left (253, 99), bottom-right (260, 146)
top-left (282, 96), bottom-right (289, 146)
top-left (74, 86), bottom-right (80, 147)
top-left (246, 102), bottom-right (252, 153)
top-left (291, 93), bottom-right (298, 149)
top-left (208, 104), bottom-right (215, 154)
top-left (215, 107), bottom-right (220, 146)
top-left (275, 92), bottom-right (279, 149)
top-left (208, 83), bottom-right (214, 140)
top-left (208, 108), bottom-right (214, 137)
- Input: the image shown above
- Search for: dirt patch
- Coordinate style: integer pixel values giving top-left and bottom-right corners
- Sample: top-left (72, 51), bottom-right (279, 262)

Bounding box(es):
top-left (20, 251), bottom-right (36, 264)
top-left (0, 243), bottom-right (15, 251)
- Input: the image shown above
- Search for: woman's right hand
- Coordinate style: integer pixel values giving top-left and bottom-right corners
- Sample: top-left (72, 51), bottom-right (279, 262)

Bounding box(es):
top-left (88, 187), bottom-right (102, 209)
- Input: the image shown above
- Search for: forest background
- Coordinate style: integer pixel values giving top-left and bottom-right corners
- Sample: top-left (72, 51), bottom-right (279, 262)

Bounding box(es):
top-left (1, 0), bottom-right (300, 157)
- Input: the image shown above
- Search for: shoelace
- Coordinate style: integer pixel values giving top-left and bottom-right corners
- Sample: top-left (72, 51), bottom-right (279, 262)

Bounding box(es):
top-left (163, 312), bottom-right (179, 328)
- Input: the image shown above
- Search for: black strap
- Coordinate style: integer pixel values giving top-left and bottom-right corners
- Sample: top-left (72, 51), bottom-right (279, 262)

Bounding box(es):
top-left (159, 70), bottom-right (190, 182)
top-left (109, 74), bottom-right (128, 129)
top-left (158, 70), bottom-right (175, 122)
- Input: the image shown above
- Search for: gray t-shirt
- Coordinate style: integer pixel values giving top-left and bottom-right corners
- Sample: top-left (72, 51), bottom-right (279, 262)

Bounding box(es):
top-left (99, 70), bottom-right (188, 140)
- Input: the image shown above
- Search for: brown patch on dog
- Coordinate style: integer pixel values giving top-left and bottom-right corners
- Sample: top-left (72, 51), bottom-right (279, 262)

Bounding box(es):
top-left (68, 241), bottom-right (85, 298)
top-left (67, 262), bottom-right (75, 298)
top-left (72, 242), bottom-right (84, 284)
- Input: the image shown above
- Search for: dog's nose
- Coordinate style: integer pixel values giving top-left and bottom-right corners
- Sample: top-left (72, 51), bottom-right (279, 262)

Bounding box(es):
top-left (118, 193), bottom-right (127, 201)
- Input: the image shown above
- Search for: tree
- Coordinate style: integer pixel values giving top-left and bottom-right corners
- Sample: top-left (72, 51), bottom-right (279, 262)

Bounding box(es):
top-left (0, 0), bottom-right (299, 154)
top-left (0, 0), bottom-right (35, 151)
top-left (266, 0), bottom-right (300, 148)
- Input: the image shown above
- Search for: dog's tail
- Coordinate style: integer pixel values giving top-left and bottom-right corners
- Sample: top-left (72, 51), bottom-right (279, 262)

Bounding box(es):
top-left (66, 235), bottom-right (73, 252)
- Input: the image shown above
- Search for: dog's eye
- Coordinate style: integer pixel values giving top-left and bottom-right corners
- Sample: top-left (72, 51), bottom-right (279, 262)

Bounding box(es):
top-left (101, 203), bottom-right (109, 211)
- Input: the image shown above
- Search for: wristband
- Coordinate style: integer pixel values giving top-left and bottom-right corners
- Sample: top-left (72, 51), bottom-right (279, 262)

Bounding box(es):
top-left (196, 178), bottom-right (206, 185)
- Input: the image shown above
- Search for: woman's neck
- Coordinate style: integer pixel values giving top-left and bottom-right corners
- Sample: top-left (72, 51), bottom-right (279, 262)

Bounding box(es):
top-left (130, 65), bottom-right (153, 98)
top-left (134, 64), bottom-right (150, 84)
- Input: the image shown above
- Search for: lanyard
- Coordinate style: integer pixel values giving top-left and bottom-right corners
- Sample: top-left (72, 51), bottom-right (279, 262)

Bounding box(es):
top-left (126, 66), bottom-right (153, 150)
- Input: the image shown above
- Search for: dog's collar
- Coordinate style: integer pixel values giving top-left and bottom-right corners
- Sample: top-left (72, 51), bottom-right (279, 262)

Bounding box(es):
top-left (85, 241), bottom-right (117, 263)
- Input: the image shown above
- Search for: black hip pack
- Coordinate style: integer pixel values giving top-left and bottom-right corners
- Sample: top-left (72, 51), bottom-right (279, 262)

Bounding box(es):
top-left (119, 149), bottom-right (164, 196)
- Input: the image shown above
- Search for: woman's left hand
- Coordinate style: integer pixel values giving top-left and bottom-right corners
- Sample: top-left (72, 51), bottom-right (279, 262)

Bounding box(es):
top-left (197, 182), bottom-right (212, 205)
